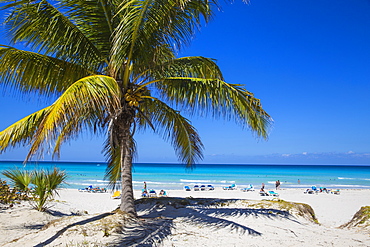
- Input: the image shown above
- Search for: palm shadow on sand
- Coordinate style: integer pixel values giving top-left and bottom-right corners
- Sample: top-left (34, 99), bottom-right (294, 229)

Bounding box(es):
top-left (28, 197), bottom-right (305, 247)
top-left (111, 197), bottom-right (303, 246)
top-left (34, 212), bottom-right (114, 247)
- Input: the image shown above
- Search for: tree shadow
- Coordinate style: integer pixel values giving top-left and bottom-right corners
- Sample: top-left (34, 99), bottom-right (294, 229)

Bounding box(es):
top-left (111, 197), bottom-right (303, 246)
top-left (111, 217), bottom-right (174, 246)
top-left (33, 212), bottom-right (114, 247)
top-left (28, 197), bottom-right (306, 246)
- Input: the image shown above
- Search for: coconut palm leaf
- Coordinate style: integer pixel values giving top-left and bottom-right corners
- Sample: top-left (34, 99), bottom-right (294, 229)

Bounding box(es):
top-left (150, 56), bottom-right (224, 81)
top-left (28, 75), bottom-right (121, 160)
top-left (138, 96), bottom-right (203, 166)
top-left (60, 0), bottom-right (115, 58)
top-left (0, 107), bottom-right (51, 154)
top-left (111, 0), bottom-right (215, 78)
top-left (2, 0), bottom-right (103, 69)
top-left (0, 46), bottom-right (92, 95)
top-left (0, 75), bottom-right (121, 160)
top-left (155, 78), bottom-right (271, 137)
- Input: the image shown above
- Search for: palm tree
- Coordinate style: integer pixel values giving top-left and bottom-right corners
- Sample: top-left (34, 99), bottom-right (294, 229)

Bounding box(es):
top-left (31, 167), bottom-right (67, 211)
top-left (3, 167), bottom-right (67, 211)
top-left (2, 168), bottom-right (33, 194)
top-left (0, 0), bottom-right (272, 216)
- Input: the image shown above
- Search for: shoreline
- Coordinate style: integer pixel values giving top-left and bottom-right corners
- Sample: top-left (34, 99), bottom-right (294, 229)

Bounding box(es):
top-left (2, 162), bottom-right (370, 191)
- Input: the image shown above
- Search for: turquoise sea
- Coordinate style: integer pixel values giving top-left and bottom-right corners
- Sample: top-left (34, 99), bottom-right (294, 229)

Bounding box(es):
top-left (0, 161), bottom-right (369, 190)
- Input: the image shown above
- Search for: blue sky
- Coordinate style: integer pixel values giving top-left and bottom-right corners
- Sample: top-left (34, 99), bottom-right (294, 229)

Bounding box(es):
top-left (0, 0), bottom-right (370, 164)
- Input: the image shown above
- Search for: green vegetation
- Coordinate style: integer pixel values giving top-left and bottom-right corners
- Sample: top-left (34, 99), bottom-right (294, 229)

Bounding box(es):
top-left (0, 0), bottom-right (271, 217)
top-left (242, 199), bottom-right (319, 224)
top-left (2, 167), bottom-right (67, 211)
top-left (0, 179), bottom-right (29, 206)
top-left (341, 206), bottom-right (370, 229)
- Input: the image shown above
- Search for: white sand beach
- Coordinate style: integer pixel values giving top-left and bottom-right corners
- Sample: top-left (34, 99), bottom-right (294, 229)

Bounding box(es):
top-left (1, 188), bottom-right (370, 246)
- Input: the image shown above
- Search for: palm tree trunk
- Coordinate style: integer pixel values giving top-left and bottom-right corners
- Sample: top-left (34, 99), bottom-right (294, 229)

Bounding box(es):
top-left (119, 136), bottom-right (136, 216)
top-left (116, 108), bottom-right (137, 217)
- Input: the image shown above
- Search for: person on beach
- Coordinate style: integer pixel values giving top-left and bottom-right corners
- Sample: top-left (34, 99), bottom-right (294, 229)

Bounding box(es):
top-left (275, 180), bottom-right (280, 190)
top-left (144, 181), bottom-right (147, 191)
top-left (260, 183), bottom-right (268, 196)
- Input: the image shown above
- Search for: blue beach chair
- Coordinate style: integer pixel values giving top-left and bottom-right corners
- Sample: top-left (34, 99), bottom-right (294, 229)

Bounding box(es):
top-left (268, 191), bottom-right (279, 197)
top-left (241, 184), bottom-right (254, 192)
top-left (223, 184), bottom-right (237, 190)
top-left (149, 189), bottom-right (157, 197)
top-left (207, 185), bottom-right (215, 190)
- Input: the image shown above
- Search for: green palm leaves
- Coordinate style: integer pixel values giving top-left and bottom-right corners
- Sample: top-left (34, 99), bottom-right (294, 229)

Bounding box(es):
top-left (0, 46), bottom-right (92, 95)
top-left (0, 75), bottom-right (121, 160)
top-left (2, 167), bottom-right (67, 211)
top-left (31, 168), bottom-right (67, 211)
top-left (2, 169), bottom-right (33, 192)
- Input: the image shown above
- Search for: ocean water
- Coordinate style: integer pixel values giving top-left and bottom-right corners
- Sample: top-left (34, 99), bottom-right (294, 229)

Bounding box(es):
top-left (0, 161), bottom-right (369, 190)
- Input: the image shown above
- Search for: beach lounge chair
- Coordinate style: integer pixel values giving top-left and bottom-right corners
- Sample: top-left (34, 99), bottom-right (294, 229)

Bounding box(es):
top-left (304, 188), bottom-right (314, 194)
top-left (223, 184), bottom-right (237, 190)
top-left (112, 191), bottom-right (121, 199)
top-left (319, 187), bottom-right (329, 193)
top-left (331, 189), bottom-right (340, 195)
top-left (194, 185), bottom-right (200, 191)
top-left (91, 187), bottom-right (107, 193)
top-left (311, 186), bottom-right (319, 193)
top-left (149, 189), bottom-right (157, 197)
top-left (78, 187), bottom-right (90, 192)
top-left (268, 191), bottom-right (279, 197)
top-left (207, 185), bottom-right (215, 190)
top-left (184, 186), bottom-right (191, 191)
top-left (241, 184), bottom-right (254, 192)
top-left (142, 189), bottom-right (148, 197)
top-left (259, 190), bottom-right (269, 196)
top-left (200, 185), bottom-right (206, 191)
top-left (159, 190), bottom-right (167, 197)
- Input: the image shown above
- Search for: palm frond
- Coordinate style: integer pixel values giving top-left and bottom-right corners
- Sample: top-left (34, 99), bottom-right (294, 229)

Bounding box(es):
top-left (0, 75), bottom-right (121, 160)
top-left (0, 107), bottom-right (51, 154)
top-left (2, 168), bottom-right (33, 191)
top-left (111, 0), bottom-right (216, 76)
top-left (149, 56), bottom-right (224, 81)
top-left (60, 0), bottom-right (115, 58)
top-left (138, 96), bottom-right (203, 167)
top-left (156, 77), bottom-right (272, 138)
top-left (3, 0), bottom-right (103, 69)
top-left (0, 46), bottom-right (92, 95)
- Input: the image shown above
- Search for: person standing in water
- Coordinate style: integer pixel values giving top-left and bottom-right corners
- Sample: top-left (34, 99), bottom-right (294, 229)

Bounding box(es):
top-left (275, 180), bottom-right (281, 190)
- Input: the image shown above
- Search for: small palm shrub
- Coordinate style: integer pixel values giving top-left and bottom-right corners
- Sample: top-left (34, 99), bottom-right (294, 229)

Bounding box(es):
top-left (31, 168), bottom-right (67, 211)
top-left (2, 169), bottom-right (32, 194)
top-left (2, 167), bottom-right (67, 211)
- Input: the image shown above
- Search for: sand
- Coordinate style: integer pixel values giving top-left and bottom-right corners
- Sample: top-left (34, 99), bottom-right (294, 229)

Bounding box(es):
top-left (1, 187), bottom-right (370, 246)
